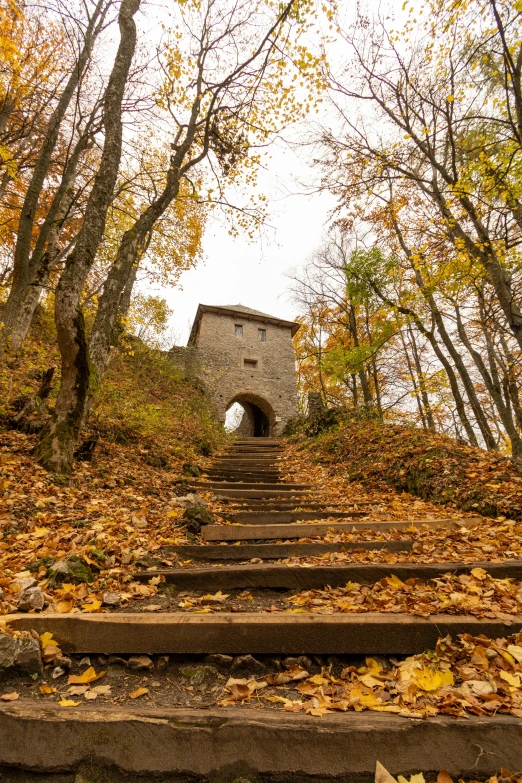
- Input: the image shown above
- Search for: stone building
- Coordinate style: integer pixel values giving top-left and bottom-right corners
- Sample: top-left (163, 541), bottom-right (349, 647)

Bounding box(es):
top-left (186, 303), bottom-right (300, 437)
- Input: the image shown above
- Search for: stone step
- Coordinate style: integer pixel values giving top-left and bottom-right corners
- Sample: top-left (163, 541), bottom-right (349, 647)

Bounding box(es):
top-left (228, 503), bottom-right (342, 512)
top-left (205, 470), bottom-right (282, 478)
top-left (211, 489), bottom-right (314, 500)
top-left (190, 481), bottom-right (313, 491)
top-left (0, 704), bottom-right (518, 781)
top-left (7, 612), bottom-right (522, 654)
top-left (212, 460), bottom-right (280, 467)
top-left (234, 438), bottom-right (283, 444)
top-left (202, 516), bottom-right (482, 540)
top-left (205, 469), bottom-right (282, 477)
top-left (134, 559), bottom-right (522, 591)
top-left (160, 540), bottom-right (414, 560)
top-left (223, 511), bottom-right (364, 523)
top-left (221, 446), bottom-right (284, 457)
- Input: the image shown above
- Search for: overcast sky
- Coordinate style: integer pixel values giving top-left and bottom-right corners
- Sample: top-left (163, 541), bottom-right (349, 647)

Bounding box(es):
top-left (151, 0), bottom-right (398, 345)
top-left (164, 139), bottom-right (336, 344)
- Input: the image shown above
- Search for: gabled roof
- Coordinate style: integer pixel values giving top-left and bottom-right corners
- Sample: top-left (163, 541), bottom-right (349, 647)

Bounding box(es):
top-left (187, 303), bottom-right (300, 345)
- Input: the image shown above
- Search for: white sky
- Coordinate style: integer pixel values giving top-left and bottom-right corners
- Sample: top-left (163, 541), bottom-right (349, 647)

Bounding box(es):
top-left (164, 140), bottom-right (337, 344)
top-left (149, 0), bottom-right (400, 345)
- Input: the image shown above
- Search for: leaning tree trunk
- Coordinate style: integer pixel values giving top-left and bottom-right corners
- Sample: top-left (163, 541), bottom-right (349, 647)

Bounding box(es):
top-left (34, 0), bottom-right (141, 474)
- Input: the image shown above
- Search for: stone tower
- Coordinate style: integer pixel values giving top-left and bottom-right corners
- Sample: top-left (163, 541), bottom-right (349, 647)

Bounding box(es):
top-left (187, 304), bottom-right (300, 437)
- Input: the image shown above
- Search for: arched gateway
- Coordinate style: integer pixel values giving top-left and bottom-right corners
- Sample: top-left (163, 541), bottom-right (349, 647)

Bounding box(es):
top-left (187, 304), bottom-right (300, 437)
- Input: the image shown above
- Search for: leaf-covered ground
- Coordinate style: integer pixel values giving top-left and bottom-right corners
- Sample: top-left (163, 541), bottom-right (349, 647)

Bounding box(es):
top-left (285, 422), bottom-right (522, 520)
top-left (0, 329), bottom-right (227, 614)
top-left (4, 620), bottom-right (522, 722)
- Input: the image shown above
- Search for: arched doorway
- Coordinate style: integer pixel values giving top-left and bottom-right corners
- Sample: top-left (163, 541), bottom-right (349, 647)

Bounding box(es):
top-left (225, 394), bottom-right (274, 437)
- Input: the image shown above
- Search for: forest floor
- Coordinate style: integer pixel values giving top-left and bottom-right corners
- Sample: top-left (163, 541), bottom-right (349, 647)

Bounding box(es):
top-left (2, 333), bottom-right (522, 782)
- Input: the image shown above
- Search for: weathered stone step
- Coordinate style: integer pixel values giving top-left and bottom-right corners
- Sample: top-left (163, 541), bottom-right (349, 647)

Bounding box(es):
top-left (203, 467), bottom-right (281, 478)
top-left (206, 479), bottom-right (284, 487)
top-left (234, 438), bottom-right (283, 444)
top-left (220, 446), bottom-right (284, 457)
top-left (191, 481), bottom-right (312, 491)
top-left (7, 612), bottom-right (522, 654)
top-left (202, 516), bottom-right (482, 540)
top-left (211, 489), bottom-right (314, 500)
top-left (0, 704), bottom-right (518, 781)
top-left (212, 458), bottom-right (278, 473)
top-left (133, 559), bottom-right (522, 591)
top-left (229, 503), bottom-right (342, 512)
top-left (161, 540), bottom-right (414, 560)
top-left (223, 511), bottom-right (363, 523)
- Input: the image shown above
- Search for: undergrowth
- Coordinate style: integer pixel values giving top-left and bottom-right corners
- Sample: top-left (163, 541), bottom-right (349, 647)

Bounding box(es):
top-left (292, 419), bottom-right (522, 521)
top-left (0, 310), bottom-right (226, 471)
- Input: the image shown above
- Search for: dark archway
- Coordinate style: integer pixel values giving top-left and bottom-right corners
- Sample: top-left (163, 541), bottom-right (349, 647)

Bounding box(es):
top-left (225, 393), bottom-right (275, 437)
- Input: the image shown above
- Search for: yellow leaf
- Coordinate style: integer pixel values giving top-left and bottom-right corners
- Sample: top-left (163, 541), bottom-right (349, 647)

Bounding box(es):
top-left (129, 687), bottom-right (148, 699)
top-left (40, 632), bottom-right (55, 649)
top-left (1, 692), bottom-right (19, 701)
top-left (59, 699), bottom-right (80, 707)
top-left (55, 600), bottom-right (74, 614)
top-left (414, 666), bottom-right (454, 692)
top-left (308, 674), bottom-right (328, 685)
top-left (507, 645), bottom-right (522, 663)
top-left (81, 600), bottom-right (102, 613)
top-left (68, 667), bottom-right (105, 685)
top-left (32, 527), bottom-right (49, 538)
top-left (385, 574), bottom-right (405, 589)
top-left (39, 684), bottom-right (56, 694)
top-left (500, 670), bottom-right (521, 688)
top-left (360, 674), bottom-right (383, 688)
top-left (470, 567), bottom-right (488, 580)
top-left (201, 591), bottom-right (229, 602)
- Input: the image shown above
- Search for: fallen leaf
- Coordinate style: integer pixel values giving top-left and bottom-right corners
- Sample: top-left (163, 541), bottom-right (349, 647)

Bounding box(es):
top-left (129, 687), bottom-right (148, 699)
top-left (81, 600), bottom-right (102, 613)
top-left (375, 761), bottom-right (398, 783)
top-left (1, 692), bottom-right (19, 701)
top-left (58, 699), bottom-right (80, 707)
top-left (67, 667), bottom-right (105, 685)
top-left (55, 600), bottom-right (74, 614)
top-left (39, 684), bottom-right (56, 695)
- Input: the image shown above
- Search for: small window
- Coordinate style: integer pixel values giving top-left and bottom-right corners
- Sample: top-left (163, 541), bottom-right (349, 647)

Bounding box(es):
top-left (258, 328), bottom-right (266, 342)
top-left (244, 358), bottom-right (258, 369)
top-left (234, 324), bottom-right (243, 337)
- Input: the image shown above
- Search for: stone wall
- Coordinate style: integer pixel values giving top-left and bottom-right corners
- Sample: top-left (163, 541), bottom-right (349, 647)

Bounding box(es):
top-left (191, 310), bottom-right (298, 436)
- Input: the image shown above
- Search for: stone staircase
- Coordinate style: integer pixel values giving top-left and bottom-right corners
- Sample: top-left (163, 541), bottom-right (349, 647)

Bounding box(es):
top-left (3, 437), bottom-right (522, 781)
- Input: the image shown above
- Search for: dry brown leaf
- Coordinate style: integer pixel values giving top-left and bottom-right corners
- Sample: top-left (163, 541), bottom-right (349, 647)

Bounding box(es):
top-left (129, 687), bottom-right (148, 699)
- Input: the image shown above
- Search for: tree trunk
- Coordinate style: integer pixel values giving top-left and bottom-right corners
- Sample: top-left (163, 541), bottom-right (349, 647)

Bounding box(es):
top-left (34, 0), bottom-right (140, 474)
top-left (400, 329), bottom-right (428, 429)
top-left (8, 147), bottom-right (83, 348)
top-left (407, 323), bottom-right (436, 431)
top-left (0, 0), bottom-right (109, 348)
top-left (348, 304), bottom-right (372, 405)
top-left (455, 305), bottom-right (522, 458)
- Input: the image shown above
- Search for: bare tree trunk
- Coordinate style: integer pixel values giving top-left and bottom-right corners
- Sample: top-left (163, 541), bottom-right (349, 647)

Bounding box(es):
top-left (8, 136), bottom-right (86, 347)
top-left (400, 329), bottom-right (428, 429)
top-left (34, 0), bottom-right (140, 473)
top-left (455, 305), bottom-right (522, 458)
top-left (348, 304), bottom-right (372, 405)
top-left (1, 0), bottom-right (110, 348)
top-left (407, 323), bottom-right (436, 431)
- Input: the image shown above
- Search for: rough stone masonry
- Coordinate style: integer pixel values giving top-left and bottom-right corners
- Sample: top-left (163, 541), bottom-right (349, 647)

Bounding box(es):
top-left (183, 304), bottom-right (300, 436)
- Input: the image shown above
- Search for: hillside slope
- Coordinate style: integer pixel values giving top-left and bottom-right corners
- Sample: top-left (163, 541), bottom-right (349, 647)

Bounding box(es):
top-left (291, 421), bottom-right (522, 521)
